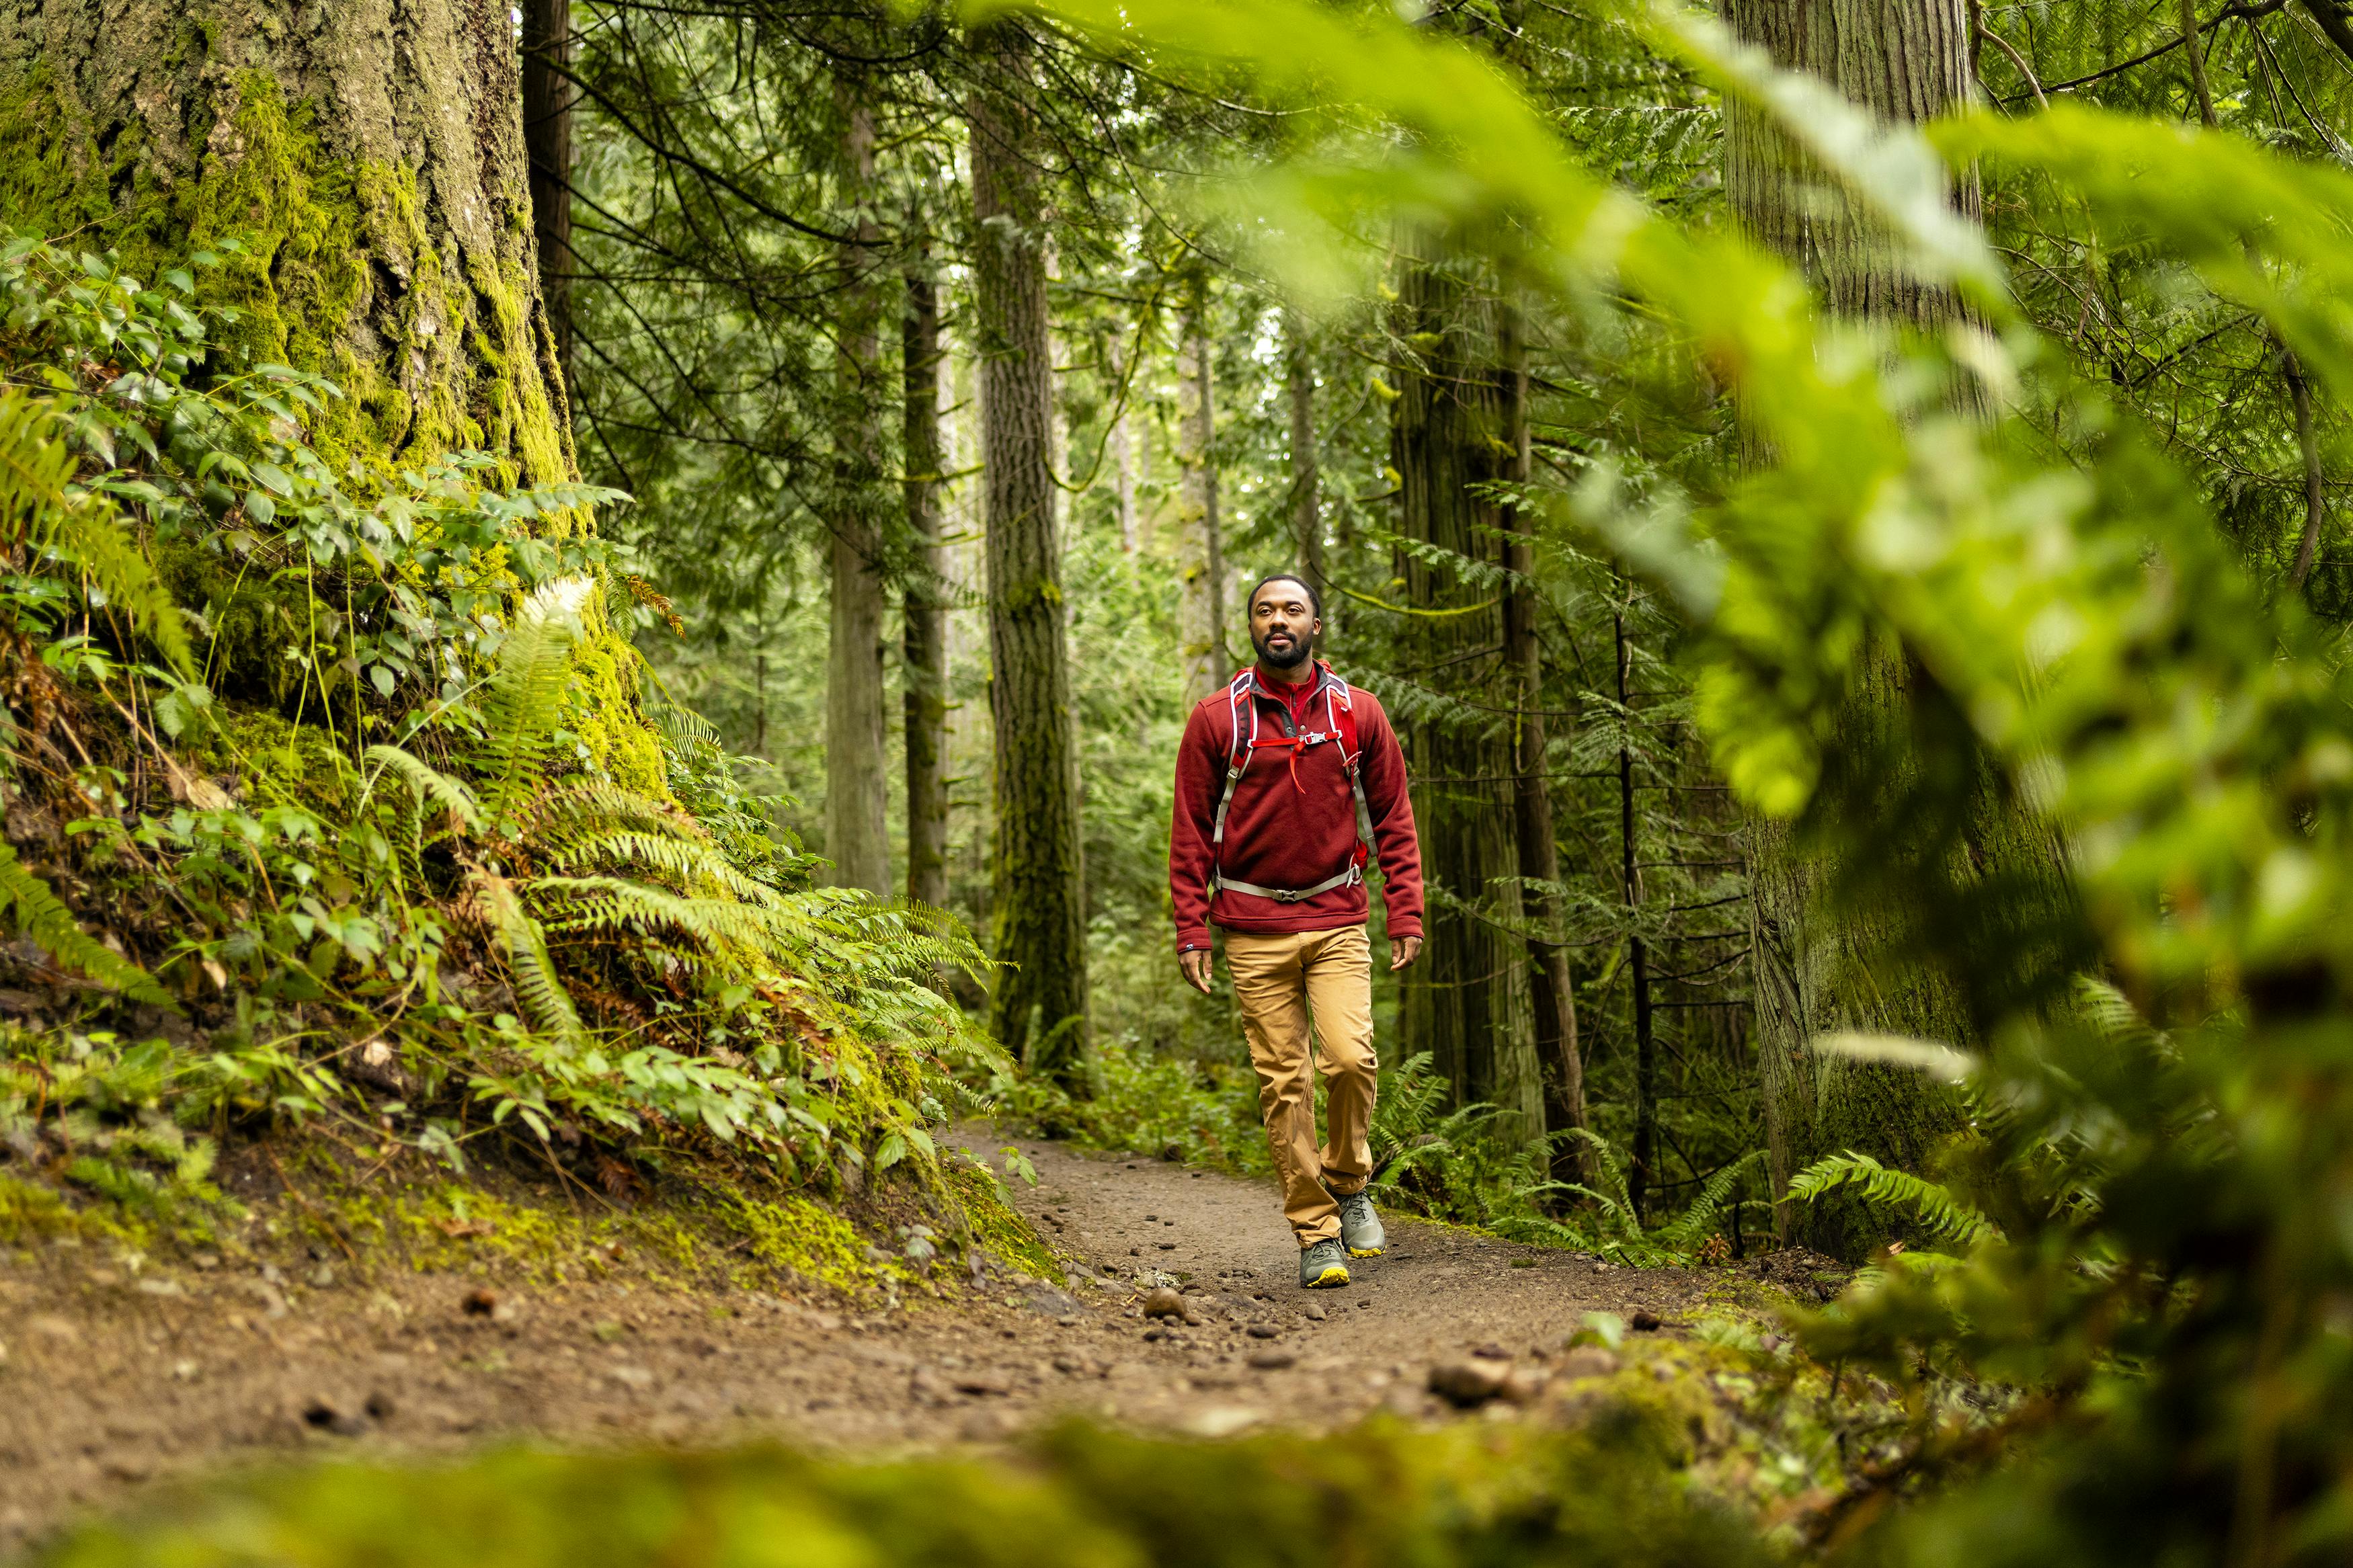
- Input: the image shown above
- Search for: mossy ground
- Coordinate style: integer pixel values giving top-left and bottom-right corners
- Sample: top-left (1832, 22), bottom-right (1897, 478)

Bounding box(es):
top-left (1, 1132), bottom-right (1064, 1311)
top-left (30, 1411), bottom-right (1788, 1568)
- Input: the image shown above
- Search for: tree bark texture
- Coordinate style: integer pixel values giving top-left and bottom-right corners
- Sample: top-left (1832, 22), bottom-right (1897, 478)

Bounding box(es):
top-left (1720, 0), bottom-right (1979, 331)
top-left (1285, 312), bottom-right (1326, 622)
top-left (1176, 278), bottom-right (1230, 702)
top-left (824, 77), bottom-right (891, 898)
top-left (1724, 0), bottom-right (2033, 1259)
top-left (0, 0), bottom-right (573, 487)
top-left (1107, 336), bottom-right (1138, 554)
top-left (521, 0), bottom-right (575, 390)
top-left (902, 266), bottom-right (950, 910)
top-left (1615, 610), bottom-right (1659, 1219)
top-left (1497, 307), bottom-right (1588, 1181)
top-left (968, 26), bottom-right (1090, 1083)
top-left (1390, 234), bottom-right (1542, 1141)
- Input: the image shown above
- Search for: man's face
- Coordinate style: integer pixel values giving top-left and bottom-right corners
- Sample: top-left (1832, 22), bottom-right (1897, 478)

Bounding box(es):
top-left (1249, 580), bottom-right (1321, 669)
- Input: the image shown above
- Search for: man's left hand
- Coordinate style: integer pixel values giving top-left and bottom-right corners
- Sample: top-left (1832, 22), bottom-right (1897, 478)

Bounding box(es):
top-left (1390, 935), bottom-right (1423, 971)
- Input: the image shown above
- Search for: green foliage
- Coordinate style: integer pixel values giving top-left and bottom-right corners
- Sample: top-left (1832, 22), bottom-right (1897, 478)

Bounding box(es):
top-left (0, 1028), bottom-right (234, 1240)
top-left (32, 1413), bottom-right (1773, 1568)
top-left (983, 1), bottom-right (2353, 1559)
top-left (0, 237), bottom-right (1000, 1209)
top-left (0, 837), bottom-right (168, 1005)
top-left (1785, 1151), bottom-right (1996, 1251)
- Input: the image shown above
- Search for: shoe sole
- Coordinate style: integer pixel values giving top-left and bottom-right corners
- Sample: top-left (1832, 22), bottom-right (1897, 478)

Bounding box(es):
top-left (1304, 1266), bottom-right (1350, 1288)
top-left (1347, 1245), bottom-right (1383, 1257)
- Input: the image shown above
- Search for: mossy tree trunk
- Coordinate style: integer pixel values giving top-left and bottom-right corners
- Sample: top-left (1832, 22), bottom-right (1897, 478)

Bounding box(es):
top-left (0, 0), bottom-right (575, 487)
top-left (902, 262), bottom-right (950, 912)
top-left (824, 66), bottom-right (892, 897)
top-left (1390, 231), bottom-right (1542, 1141)
top-left (1175, 271), bottom-right (1228, 703)
top-left (1724, 0), bottom-right (2052, 1258)
top-left (968, 22), bottom-right (1089, 1085)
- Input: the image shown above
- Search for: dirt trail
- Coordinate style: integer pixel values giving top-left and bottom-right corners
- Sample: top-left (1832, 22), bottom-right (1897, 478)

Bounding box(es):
top-left (0, 1126), bottom-right (1744, 1554)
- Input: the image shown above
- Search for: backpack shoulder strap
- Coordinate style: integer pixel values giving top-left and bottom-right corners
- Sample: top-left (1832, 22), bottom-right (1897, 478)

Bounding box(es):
top-left (1210, 669), bottom-right (1259, 863)
top-left (1320, 666), bottom-right (1362, 771)
top-left (1319, 668), bottom-right (1373, 871)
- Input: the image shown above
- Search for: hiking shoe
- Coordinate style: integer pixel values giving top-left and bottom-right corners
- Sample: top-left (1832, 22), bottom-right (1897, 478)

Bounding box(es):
top-left (1337, 1189), bottom-right (1386, 1257)
top-left (1299, 1237), bottom-right (1351, 1289)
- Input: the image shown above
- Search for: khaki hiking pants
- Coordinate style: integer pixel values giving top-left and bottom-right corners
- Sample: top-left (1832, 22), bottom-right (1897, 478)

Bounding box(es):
top-left (1224, 925), bottom-right (1377, 1247)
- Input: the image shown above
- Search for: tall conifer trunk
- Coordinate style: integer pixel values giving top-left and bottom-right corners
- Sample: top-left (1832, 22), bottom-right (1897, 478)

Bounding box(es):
top-left (1176, 276), bottom-right (1228, 703)
top-left (1724, 0), bottom-right (2034, 1255)
top-left (522, 0), bottom-right (575, 386)
top-left (1107, 336), bottom-right (1139, 555)
top-left (1497, 306), bottom-right (1587, 1175)
top-left (824, 72), bottom-right (891, 897)
top-left (902, 264), bottom-right (950, 911)
top-left (968, 24), bottom-right (1089, 1084)
top-left (1390, 233), bottom-right (1542, 1140)
top-left (1285, 313), bottom-right (1325, 621)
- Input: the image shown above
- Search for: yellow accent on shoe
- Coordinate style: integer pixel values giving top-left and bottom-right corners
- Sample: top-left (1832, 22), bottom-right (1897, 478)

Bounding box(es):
top-left (1310, 1264), bottom-right (1350, 1287)
top-left (1347, 1245), bottom-right (1383, 1258)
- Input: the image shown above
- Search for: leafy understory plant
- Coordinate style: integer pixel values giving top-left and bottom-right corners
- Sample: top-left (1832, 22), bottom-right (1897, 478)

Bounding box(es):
top-left (1786, 1151), bottom-right (1999, 1252)
top-left (0, 238), bottom-right (994, 1208)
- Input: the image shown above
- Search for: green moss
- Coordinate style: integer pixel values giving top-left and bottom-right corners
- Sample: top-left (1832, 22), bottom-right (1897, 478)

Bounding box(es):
top-left (0, 67), bottom-right (567, 485)
top-left (30, 1411), bottom-right (1780, 1568)
top-left (0, 1171), bottom-right (135, 1245)
top-left (568, 614), bottom-right (670, 797)
top-left (731, 1193), bottom-right (909, 1295)
top-left (0, 63), bottom-right (677, 800)
top-left (392, 1186), bottom-right (588, 1279)
top-left (182, 704), bottom-right (358, 812)
top-left (946, 1161), bottom-right (1062, 1282)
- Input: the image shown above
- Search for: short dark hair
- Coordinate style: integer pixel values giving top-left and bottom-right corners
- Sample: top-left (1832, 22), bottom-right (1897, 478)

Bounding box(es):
top-left (1246, 572), bottom-right (1322, 622)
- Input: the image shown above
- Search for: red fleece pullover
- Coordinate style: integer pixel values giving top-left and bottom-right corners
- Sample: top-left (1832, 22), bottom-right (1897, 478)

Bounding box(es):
top-left (1169, 663), bottom-right (1424, 953)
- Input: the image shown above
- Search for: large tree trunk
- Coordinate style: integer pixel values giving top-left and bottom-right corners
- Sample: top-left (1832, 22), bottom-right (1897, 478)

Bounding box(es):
top-left (902, 264), bottom-right (950, 911)
top-left (521, 0), bottom-right (575, 388)
top-left (1724, 0), bottom-right (1993, 1257)
top-left (824, 73), bottom-right (891, 897)
top-left (1497, 306), bottom-right (1589, 1183)
top-left (0, 0), bottom-right (575, 489)
top-left (1175, 274), bottom-right (1229, 702)
top-left (1390, 232), bottom-right (1542, 1141)
top-left (1107, 335), bottom-right (1139, 555)
top-left (1285, 312), bottom-right (1325, 616)
top-left (968, 24), bottom-right (1090, 1085)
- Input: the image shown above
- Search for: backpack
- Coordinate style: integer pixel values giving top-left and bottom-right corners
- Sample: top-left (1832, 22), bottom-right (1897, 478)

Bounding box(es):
top-left (1207, 662), bottom-right (1373, 904)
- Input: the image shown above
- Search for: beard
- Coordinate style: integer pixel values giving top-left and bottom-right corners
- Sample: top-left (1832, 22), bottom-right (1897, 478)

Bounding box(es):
top-left (1252, 625), bottom-right (1312, 669)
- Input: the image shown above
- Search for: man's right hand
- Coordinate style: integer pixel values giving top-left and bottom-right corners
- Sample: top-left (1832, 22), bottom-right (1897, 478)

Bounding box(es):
top-left (1179, 948), bottom-right (1215, 995)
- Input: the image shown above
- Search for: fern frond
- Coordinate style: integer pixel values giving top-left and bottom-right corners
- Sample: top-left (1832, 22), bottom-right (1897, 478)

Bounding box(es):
top-left (2074, 974), bottom-right (2171, 1053)
top-left (1561, 1126), bottom-right (1638, 1219)
top-left (0, 840), bottom-right (172, 1006)
top-left (1660, 1149), bottom-right (1763, 1248)
top-left (56, 502), bottom-right (196, 675)
top-left (362, 743), bottom-right (483, 833)
top-left (0, 390), bottom-right (194, 675)
top-left (530, 874), bottom-right (789, 961)
top-left (477, 614), bottom-right (578, 825)
top-left (471, 869), bottom-right (585, 1040)
top-left (538, 829), bottom-right (782, 906)
top-left (1787, 1151), bottom-right (1999, 1247)
top-left (533, 779), bottom-right (710, 841)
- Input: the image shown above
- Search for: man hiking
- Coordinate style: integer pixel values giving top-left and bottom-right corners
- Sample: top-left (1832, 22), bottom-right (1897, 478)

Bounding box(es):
top-left (1170, 573), bottom-right (1425, 1289)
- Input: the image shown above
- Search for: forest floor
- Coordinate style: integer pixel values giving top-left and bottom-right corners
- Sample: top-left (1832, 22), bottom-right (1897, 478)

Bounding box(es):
top-left (0, 1123), bottom-right (1838, 1556)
